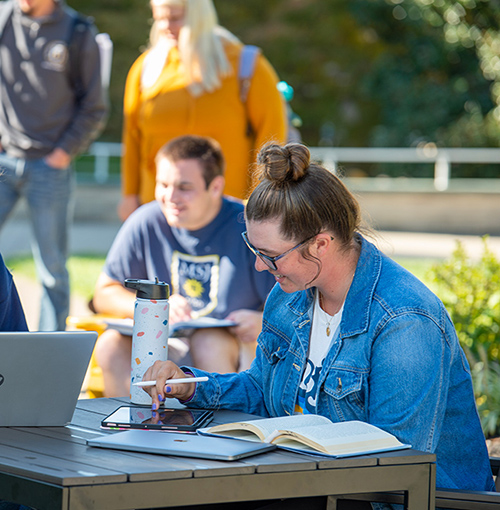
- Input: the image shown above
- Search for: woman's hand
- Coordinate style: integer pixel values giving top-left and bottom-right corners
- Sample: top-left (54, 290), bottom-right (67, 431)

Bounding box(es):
top-left (142, 360), bottom-right (197, 409)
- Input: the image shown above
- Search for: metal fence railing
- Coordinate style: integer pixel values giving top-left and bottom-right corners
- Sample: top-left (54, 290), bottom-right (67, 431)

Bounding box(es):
top-left (310, 146), bottom-right (500, 191)
top-left (82, 142), bottom-right (500, 191)
top-left (84, 142), bottom-right (122, 184)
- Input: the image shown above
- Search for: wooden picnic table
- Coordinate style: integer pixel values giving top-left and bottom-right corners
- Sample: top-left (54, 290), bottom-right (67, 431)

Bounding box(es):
top-left (0, 397), bottom-right (436, 510)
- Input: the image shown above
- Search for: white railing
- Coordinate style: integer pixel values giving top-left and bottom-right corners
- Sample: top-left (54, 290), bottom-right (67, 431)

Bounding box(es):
top-left (82, 142), bottom-right (500, 191)
top-left (84, 141), bottom-right (122, 183)
top-left (311, 145), bottom-right (500, 191)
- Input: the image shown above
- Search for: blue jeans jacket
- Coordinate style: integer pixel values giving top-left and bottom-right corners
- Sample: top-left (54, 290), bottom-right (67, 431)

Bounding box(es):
top-left (187, 236), bottom-right (495, 491)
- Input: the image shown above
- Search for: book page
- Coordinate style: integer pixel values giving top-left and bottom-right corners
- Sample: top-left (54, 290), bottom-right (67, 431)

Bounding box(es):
top-left (204, 429), bottom-right (265, 442)
top-left (208, 414), bottom-right (332, 442)
top-left (269, 420), bottom-right (404, 456)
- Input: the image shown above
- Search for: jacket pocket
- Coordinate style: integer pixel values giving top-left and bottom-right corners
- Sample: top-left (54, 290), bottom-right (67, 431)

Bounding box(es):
top-left (323, 369), bottom-right (365, 418)
top-left (260, 342), bottom-right (289, 365)
top-left (259, 323), bottom-right (291, 366)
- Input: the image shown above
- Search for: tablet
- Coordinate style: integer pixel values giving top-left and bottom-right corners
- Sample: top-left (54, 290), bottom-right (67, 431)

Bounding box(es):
top-left (101, 406), bottom-right (213, 432)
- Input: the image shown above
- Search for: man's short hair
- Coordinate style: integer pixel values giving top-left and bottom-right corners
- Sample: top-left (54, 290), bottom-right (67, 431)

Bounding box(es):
top-left (155, 135), bottom-right (225, 188)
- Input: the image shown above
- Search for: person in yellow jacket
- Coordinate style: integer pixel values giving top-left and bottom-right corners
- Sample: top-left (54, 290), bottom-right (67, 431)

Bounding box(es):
top-left (118, 0), bottom-right (287, 221)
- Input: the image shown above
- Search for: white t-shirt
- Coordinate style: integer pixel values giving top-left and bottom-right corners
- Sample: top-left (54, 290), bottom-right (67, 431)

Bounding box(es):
top-left (295, 290), bottom-right (343, 414)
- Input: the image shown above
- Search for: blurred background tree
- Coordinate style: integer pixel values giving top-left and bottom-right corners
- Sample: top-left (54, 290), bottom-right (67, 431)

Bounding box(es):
top-left (69, 0), bottom-right (500, 175)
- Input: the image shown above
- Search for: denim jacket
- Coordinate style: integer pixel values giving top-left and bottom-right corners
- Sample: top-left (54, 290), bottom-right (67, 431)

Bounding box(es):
top-left (186, 236), bottom-right (495, 491)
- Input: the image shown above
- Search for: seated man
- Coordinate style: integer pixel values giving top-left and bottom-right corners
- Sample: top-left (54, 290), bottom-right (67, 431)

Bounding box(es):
top-left (93, 135), bottom-right (275, 397)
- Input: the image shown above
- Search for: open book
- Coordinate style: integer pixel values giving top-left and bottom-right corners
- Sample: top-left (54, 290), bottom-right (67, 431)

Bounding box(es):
top-left (104, 317), bottom-right (237, 338)
top-left (198, 414), bottom-right (410, 458)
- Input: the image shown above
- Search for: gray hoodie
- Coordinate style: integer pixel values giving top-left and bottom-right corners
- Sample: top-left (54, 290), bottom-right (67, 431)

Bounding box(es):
top-left (0, 0), bottom-right (106, 158)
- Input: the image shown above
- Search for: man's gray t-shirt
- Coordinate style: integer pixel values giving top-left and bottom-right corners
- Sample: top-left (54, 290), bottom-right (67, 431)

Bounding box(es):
top-left (104, 198), bottom-right (275, 318)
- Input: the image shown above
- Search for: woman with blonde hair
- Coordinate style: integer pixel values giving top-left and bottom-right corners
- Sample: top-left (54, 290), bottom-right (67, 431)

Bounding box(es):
top-left (118, 0), bottom-right (287, 220)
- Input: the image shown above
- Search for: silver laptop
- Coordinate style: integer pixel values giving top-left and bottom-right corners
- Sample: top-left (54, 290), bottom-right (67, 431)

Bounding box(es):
top-left (0, 331), bottom-right (98, 426)
top-left (88, 429), bottom-right (276, 461)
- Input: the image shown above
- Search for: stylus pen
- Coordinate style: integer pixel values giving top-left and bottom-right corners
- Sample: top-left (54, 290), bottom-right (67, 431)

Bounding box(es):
top-left (133, 376), bottom-right (209, 387)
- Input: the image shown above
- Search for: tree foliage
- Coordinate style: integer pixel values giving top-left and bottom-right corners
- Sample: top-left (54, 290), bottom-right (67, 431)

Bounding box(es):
top-left (69, 0), bottom-right (500, 158)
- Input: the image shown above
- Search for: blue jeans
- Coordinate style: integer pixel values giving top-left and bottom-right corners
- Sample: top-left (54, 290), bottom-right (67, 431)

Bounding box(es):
top-left (0, 153), bottom-right (74, 331)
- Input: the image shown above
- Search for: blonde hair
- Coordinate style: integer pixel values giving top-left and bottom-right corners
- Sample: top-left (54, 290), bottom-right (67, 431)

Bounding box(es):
top-left (149, 0), bottom-right (239, 97)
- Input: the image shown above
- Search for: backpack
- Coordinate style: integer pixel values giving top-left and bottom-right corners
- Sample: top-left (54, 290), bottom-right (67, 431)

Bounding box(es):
top-left (238, 44), bottom-right (302, 143)
top-left (0, 1), bottom-right (112, 103)
top-left (0, 0), bottom-right (13, 35)
top-left (67, 10), bottom-right (113, 105)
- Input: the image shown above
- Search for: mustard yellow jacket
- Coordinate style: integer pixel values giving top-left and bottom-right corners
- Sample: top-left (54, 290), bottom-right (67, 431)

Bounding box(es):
top-left (121, 41), bottom-right (287, 203)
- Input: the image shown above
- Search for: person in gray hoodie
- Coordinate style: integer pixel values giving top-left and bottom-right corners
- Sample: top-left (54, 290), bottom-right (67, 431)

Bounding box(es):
top-left (0, 0), bottom-right (106, 331)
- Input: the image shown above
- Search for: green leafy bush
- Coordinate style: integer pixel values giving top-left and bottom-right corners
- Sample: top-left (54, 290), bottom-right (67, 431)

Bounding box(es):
top-left (428, 238), bottom-right (500, 437)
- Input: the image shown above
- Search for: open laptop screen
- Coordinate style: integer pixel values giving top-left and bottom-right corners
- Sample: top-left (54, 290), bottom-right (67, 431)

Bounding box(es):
top-left (0, 331), bottom-right (97, 426)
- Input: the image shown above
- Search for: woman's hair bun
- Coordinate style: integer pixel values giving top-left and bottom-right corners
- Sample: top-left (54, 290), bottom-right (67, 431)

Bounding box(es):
top-left (257, 143), bottom-right (311, 184)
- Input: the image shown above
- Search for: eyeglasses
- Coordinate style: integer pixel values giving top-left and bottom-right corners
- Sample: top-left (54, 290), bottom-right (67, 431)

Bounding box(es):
top-left (241, 231), bottom-right (314, 271)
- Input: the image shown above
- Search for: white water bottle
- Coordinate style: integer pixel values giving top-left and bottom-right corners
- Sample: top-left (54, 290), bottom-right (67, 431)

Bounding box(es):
top-left (125, 277), bottom-right (170, 404)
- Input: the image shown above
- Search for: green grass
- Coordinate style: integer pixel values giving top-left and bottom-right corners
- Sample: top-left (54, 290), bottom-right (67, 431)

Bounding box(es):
top-left (6, 254), bottom-right (439, 300)
top-left (6, 255), bottom-right (105, 301)
top-left (67, 256), bottom-right (106, 300)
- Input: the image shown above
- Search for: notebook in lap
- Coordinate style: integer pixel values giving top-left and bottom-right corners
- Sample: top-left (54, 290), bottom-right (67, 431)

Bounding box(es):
top-left (87, 429), bottom-right (276, 461)
top-left (0, 331), bottom-right (98, 426)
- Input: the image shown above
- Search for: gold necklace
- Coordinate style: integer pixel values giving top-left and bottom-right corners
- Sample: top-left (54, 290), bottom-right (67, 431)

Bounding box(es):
top-left (318, 292), bottom-right (334, 337)
top-left (318, 274), bottom-right (354, 337)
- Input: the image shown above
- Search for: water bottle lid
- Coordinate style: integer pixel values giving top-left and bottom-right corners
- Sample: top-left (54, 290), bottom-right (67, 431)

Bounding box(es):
top-left (124, 277), bottom-right (170, 299)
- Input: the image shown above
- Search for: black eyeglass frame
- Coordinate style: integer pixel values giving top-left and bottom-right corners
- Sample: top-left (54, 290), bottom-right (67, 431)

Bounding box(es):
top-left (241, 231), bottom-right (315, 271)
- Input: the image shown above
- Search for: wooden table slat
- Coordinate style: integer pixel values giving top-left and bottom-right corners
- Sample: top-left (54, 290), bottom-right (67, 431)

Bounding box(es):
top-left (0, 443), bottom-right (126, 486)
top-left (317, 455), bottom-right (379, 469)
top-left (376, 449), bottom-right (437, 465)
top-left (12, 425), bottom-right (109, 445)
top-left (0, 428), bottom-right (197, 481)
top-left (241, 449), bottom-right (319, 473)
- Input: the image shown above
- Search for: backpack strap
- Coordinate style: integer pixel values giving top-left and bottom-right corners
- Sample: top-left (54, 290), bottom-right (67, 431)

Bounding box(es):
top-left (66, 10), bottom-right (93, 103)
top-left (238, 45), bottom-right (260, 103)
top-left (0, 0), bottom-right (14, 39)
top-left (238, 45), bottom-right (260, 137)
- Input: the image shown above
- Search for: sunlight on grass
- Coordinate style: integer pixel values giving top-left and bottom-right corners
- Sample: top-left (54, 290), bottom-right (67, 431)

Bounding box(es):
top-left (5, 256), bottom-right (37, 281)
top-left (6, 255), bottom-right (105, 300)
top-left (68, 256), bottom-right (106, 300)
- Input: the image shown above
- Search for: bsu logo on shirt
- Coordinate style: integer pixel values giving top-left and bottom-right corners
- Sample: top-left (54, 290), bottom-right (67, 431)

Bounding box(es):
top-left (171, 252), bottom-right (220, 317)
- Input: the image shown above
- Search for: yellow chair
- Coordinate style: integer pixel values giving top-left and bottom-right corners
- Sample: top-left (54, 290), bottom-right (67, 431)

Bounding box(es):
top-left (66, 314), bottom-right (110, 398)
